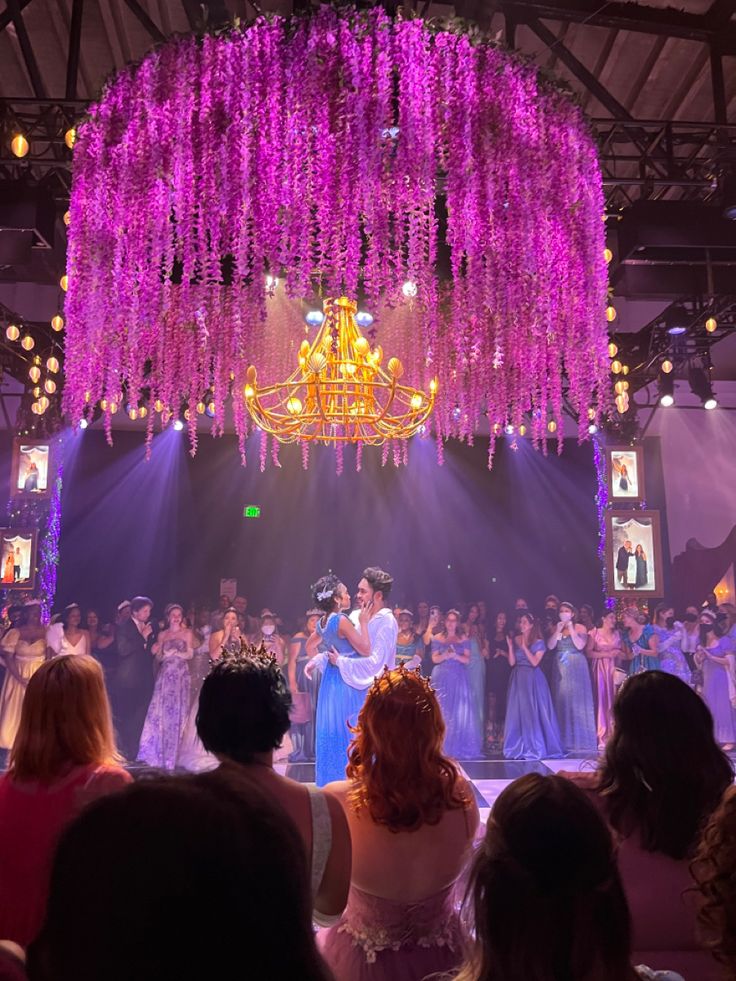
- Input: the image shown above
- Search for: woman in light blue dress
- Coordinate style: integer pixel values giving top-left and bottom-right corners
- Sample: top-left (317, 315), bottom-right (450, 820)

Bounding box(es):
top-left (622, 608), bottom-right (660, 674)
top-left (504, 613), bottom-right (562, 760)
top-left (547, 602), bottom-right (596, 755)
top-left (464, 603), bottom-right (487, 744)
top-left (306, 575), bottom-right (371, 786)
top-left (652, 603), bottom-right (691, 685)
top-left (431, 610), bottom-right (482, 760)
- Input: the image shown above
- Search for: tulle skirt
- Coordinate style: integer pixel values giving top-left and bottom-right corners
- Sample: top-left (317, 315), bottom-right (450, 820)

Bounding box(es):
top-left (315, 663), bottom-right (366, 786)
top-left (504, 666), bottom-right (563, 760)
top-left (431, 659), bottom-right (482, 760)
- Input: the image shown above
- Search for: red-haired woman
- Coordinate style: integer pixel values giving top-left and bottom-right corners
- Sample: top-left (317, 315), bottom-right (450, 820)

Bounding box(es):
top-left (0, 655), bottom-right (130, 948)
top-left (320, 665), bottom-right (479, 981)
top-left (692, 784), bottom-right (736, 976)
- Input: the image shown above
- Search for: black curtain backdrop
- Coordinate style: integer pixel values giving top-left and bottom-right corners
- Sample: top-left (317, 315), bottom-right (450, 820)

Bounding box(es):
top-left (49, 429), bottom-right (613, 624)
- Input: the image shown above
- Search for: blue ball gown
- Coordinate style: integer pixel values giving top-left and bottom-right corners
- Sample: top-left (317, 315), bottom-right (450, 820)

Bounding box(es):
top-left (315, 612), bottom-right (366, 787)
top-left (504, 640), bottom-right (563, 760)
top-left (431, 637), bottom-right (482, 760)
top-left (549, 634), bottom-right (597, 755)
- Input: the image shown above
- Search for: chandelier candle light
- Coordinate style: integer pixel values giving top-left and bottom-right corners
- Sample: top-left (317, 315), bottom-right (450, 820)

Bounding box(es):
top-left (63, 7), bottom-right (608, 466)
top-left (245, 297), bottom-right (437, 445)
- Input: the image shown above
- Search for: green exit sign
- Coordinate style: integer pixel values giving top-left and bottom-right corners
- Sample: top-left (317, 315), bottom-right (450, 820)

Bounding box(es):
top-left (243, 505), bottom-right (261, 518)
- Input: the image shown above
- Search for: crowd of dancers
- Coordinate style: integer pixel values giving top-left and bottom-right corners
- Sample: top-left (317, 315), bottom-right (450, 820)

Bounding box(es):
top-left (0, 581), bottom-right (735, 777)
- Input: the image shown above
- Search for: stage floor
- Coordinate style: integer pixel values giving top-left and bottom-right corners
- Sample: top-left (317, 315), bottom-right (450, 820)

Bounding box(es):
top-left (276, 754), bottom-right (601, 825)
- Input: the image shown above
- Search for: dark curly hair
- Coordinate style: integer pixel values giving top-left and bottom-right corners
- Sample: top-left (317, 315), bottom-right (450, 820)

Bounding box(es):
top-left (362, 566), bottom-right (393, 602)
top-left (311, 574), bottom-right (342, 614)
top-left (692, 785), bottom-right (736, 973)
top-left (196, 654), bottom-right (292, 764)
top-left (597, 671), bottom-right (733, 859)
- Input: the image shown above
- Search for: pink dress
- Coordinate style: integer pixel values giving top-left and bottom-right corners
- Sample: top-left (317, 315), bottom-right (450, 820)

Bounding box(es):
top-left (319, 881), bottom-right (463, 981)
top-left (587, 629), bottom-right (621, 749)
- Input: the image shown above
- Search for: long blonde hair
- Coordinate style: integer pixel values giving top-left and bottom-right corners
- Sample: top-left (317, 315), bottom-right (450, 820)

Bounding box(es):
top-left (9, 655), bottom-right (121, 783)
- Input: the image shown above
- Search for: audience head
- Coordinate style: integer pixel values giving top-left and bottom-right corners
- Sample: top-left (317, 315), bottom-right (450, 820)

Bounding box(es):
top-left (514, 597), bottom-right (529, 611)
top-left (22, 601), bottom-right (42, 628)
top-left (195, 606), bottom-right (211, 628)
top-left (9, 655), bottom-right (120, 783)
top-left (60, 603), bottom-right (82, 631)
top-left (692, 785), bottom-right (736, 976)
top-left (359, 566), bottom-right (394, 607)
top-left (397, 609), bottom-right (414, 633)
top-left (621, 606), bottom-right (647, 629)
top-left (494, 610), bottom-right (507, 634)
top-left (544, 594), bottom-right (560, 612)
top-left (460, 773), bottom-right (633, 981)
top-left (444, 608), bottom-right (464, 637)
top-left (220, 606), bottom-right (239, 634)
top-left (116, 600), bottom-right (131, 623)
top-left (163, 603), bottom-right (184, 629)
top-left (197, 648), bottom-right (291, 764)
top-left (233, 595), bottom-right (248, 615)
top-left (652, 602), bottom-right (674, 628)
top-left (28, 774), bottom-right (331, 981)
top-left (466, 603), bottom-right (480, 624)
top-left (347, 666), bottom-right (469, 832)
top-left (417, 600), bottom-right (429, 621)
top-left (259, 610), bottom-right (277, 636)
top-left (558, 601), bottom-right (577, 624)
top-left (516, 612), bottom-right (542, 645)
top-left (597, 610), bottom-right (617, 631)
top-left (312, 574), bottom-right (347, 614)
top-left (218, 593), bottom-right (231, 611)
top-left (598, 671), bottom-right (732, 859)
top-left (85, 609), bottom-right (99, 632)
top-left (305, 608), bottom-right (321, 633)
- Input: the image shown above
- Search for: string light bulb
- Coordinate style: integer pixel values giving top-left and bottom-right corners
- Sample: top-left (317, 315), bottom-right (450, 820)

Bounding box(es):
top-left (705, 316), bottom-right (717, 333)
top-left (59, 274), bottom-right (68, 292)
top-left (661, 359), bottom-right (673, 374)
top-left (37, 396), bottom-right (50, 412)
top-left (605, 305), bottom-right (617, 323)
top-left (603, 247), bottom-right (613, 263)
top-left (44, 379), bottom-right (56, 394)
top-left (610, 360), bottom-right (622, 374)
top-left (138, 405), bottom-right (148, 419)
top-left (64, 127), bottom-right (76, 150)
top-left (28, 366), bottom-right (41, 384)
top-left (21, 335), bottom-right (34, 351)
top-left (615, 393), bottom-right (629, 414)
top-left (196, 401), bottom-right (206, 415)
top-left (547, 420), bottom-right (557, 433)
top-left (51, 314), bottom-right (64, 332)
top-left (5, 324), bottom-right (19, 342)
top-left (10, 133), bottom-right (29, 158)
top-left (46, 356), bottom-right (60, 373)
top-left (607, 342), bottom-right (618, 358)
top-left (63, 210), bottom-right (71, 226)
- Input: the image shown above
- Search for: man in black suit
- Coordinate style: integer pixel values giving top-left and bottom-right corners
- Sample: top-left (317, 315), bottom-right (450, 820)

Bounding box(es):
top-left (616, 540), bottom-right (633, 588)
top-left (113, 595), bottom-right (155, 761)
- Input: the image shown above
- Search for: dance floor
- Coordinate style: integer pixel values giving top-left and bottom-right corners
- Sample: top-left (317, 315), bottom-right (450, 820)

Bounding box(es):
top-left (278, 755), bottom-right (601, 825)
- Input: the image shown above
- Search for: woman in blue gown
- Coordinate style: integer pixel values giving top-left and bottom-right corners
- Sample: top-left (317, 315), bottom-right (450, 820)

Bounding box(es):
top-left (504, 613), bottom-right (562, 760)
top-left (547, 602), bottom-right (596, 755)
top-left (464, 603), bottom-right (487, 744)
top-left (305, 575), bottom-right (371, 787)
top-left (621, 607), bottom-right (659, 673)
top-left (431, 610), bottom-right (482, 760)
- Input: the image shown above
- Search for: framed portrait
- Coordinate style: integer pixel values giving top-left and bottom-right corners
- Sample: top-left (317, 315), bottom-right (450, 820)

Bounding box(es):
top-left (0, 529), bottom-right (38, 591)
top-left (605, 510), bottom-right (664, 599)
top-left (606, 445), bottom-right (645, 503)
top-left (10, 439), bottom-right (53, 499)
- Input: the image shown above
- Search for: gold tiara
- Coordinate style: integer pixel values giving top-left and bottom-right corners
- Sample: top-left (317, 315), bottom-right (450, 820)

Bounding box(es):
top-left (368, 664), bottom-right (437, 713)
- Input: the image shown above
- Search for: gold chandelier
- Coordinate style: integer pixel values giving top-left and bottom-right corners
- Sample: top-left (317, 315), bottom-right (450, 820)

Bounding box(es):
top-left (244, 297), bottom-right (437, 445)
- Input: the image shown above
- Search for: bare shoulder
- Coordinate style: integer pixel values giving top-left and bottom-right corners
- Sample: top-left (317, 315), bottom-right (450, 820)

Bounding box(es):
top-left (323, 779), bottom-right (352, 801)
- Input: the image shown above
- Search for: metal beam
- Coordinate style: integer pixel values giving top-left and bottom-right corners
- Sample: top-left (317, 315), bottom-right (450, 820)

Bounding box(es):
top-left (64, 0), bottom-right (84, 100)
top-left (496, 0), bottom-right (736, 49)
top-left (122, 0), bottom-right (165, 43)
top-left (710, 45), bottom-right (728, 125)
top-left (5, 0), bottom-right (46, 97)
top-left (0, 0), bottom-right (32, 34)
top-left (526, 17), bottom-right (632, 118)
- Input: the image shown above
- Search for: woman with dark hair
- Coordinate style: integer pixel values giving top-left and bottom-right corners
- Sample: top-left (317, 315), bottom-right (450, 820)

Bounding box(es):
top-left (547, 601), bottom-right (596, 755)
top-left (195, 647), bottom-right (351, 922)
top-left (504, 613), bottom-right (562, 761)
top-left (586, 610), bottom-right (624, 750)
top-left (46, 604), bottom-right (89, 658)
top-left (563, 671), bottom-right (732, 977)
top-left (455, 773), bottom-right (683, 981)
top-left (305, 575), bottom-right (371, 786)
top-left (137, 604), bottom-right (193, 770)
top-left (651, 603), bottom-right (690, 685)
top-left (634, 544), bottom-right (648, 589)
top-left (320, 666), bottom-right (479, 981)
top-left (27, 774), bottom-right (334, 981)
top-left (431, 610), bottom-right (482, 759)
top-left (691, 785), bottom-right (736, 977)
top-left (464, 603), bottom-right (487, 745)
top-left (0, 656), bottom-right (130, 948)
top-left (485, 611), bottom-right (511, 751)
top-left (696, 609), bottom-right (736, 750)
top-left (287, 608), bottom-right (322, 762)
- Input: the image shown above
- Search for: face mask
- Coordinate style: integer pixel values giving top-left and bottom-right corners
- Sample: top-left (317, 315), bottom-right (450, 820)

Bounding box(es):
top-left (666, 617), bottom-right (675, 629)
top-left (560, 611), bottom-right (572, 623)
top-left (262, 625), bottom-right (275, 636)
top-left (700, 625), bottom-right (713, 643)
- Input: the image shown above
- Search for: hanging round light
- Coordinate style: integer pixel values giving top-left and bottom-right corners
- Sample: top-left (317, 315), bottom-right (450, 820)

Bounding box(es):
top-left (614, 380), bottom-right (629, 395)
top-left (5, 324), bottom-right (20, 342)
top-left (59, 274), bottom-right (68, 292)
top-left (607, 342), bottom-right (618, 358)
top-left (610, 360), bottom-right (622, 374)
top-left (547, 420), bottom-right (557, 433)
top-left (705, 316), bottom-right (717, 333)
top-left (63, 210), bottom-right (71, 226)
top-left (661, 358), bottom-right (673, 374)
top-left (46, 356), bottom-right (60, 373)
top-left (37, 395), bottom-right (50, 412)
top-left (10, 133), bottom-right (29, 158)
top-left (196, 401), bottom-right (206, 415)
top-left (31, 402), bottom-right (41, 415)
top-left (51, 314), bottom-right (64, 332)
top-left (605, 305), bottom-right (617, 323)
top-left (64, 126), bottom-right (77, 150)
top-left (139, 405), bottom-right (148, 419)
top-left (44, 378), bottom-right (56, 394)
top-left (28, 365), bottom-right (41, 383)
top-left (603, 247), bottom-right (613, 263)
top-left (615, 393), bottom-right (629, 414)
top-left (402, 280), bottom-right (418, 298)
top-left (21, 335), bottom-right (34, 351)
top-left (153, 399), bottom-right (164, 413)
top-left (621, 364), bottom-right (630, 375)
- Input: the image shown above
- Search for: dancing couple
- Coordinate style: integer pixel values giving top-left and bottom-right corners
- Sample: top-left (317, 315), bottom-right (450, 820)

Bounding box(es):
top-left (306, 567), bottom-right (398, 786)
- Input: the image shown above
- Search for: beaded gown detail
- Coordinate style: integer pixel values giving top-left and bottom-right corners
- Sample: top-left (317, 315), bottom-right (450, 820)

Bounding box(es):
top-left (315, 613), bottom-right (366, 787)
top-left (138, 638), bottom-right (192, 770)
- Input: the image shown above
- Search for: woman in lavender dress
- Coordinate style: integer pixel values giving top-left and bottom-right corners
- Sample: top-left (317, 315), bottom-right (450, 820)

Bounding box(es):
top-left (547, 602), bottom-right (596, 755)
top-left (696, 609), bottom-right (736, 750)
top-left (431, 610), bottom-right (482, 760)
top-left (504, 613), bottom-right (563, 761)
top-left (586, 611), bottom-right (624, 750)
top-left (138, 604), bottom-right (193, 769)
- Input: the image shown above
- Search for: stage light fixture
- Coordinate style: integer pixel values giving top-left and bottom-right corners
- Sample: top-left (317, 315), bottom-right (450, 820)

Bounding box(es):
top-left (305, 310), bottom-right (324, 327)
top-left (173, 418), bottom-right (184, 431)
top-left (402, 280), bottom-right (418, 298)
top-left (721, 173), bottom-right (736, 220)
top-left (355, 311), bottom-right (374, 328)
top-left (664, 304), bottom-right (689, 336)
top-left (79, 418), bottom-right (89, 429)
top-left (688, 365), bottom-right (717, 410)
top-left (658, 372), bottom-right (675, 407)
top-left (705, 316), bottom-right (717, 333)
top-left (588, 423), bottom-right (598, 434)
top-left (10, 133), bottom-right (29, 158)
top-left (504, 424), bottom-right (514, 435)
